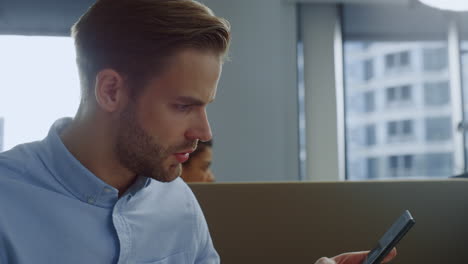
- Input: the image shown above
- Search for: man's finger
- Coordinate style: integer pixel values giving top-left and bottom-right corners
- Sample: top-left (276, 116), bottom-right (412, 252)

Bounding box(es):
top-left (331, 251), bottom-right (368, 263)
top-left (314, 257), bottom-right (336, 264)
top-left (330, 248), bottom-right (397, 264)
top-left (382, 248), bottom-right (397, 263)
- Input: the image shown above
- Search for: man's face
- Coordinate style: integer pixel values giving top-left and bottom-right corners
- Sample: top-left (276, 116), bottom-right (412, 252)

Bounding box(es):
top-left (115, 49), bottom-right (222, 182)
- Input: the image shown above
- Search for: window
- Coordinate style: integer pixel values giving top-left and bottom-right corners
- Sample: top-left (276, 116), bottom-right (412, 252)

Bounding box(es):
top-left (424, 81), bottom-right (450, 106)
top-left (365, 124), bottom-right (376, 146)
top-left (342, 3), bottom-right (463, 180)
top-left (385, 51), bottom-right (411, 71)
top-left (389, 156), bottom-right (398, 170)
top-left (345, 41), bottom-right (458, 180)
top-left (387, 119), bottom-right (413, 142)
top-left (386, 85), bottom-right (413, 105)
top-left (0, 36), bottom-right (80, 151)
top-left (386, 87), bottom-right (397, 103)
top-left (366, 157), bottom-right (378, 179)
top-left (403, 155), bottom-right (413, 170)
top-left (364, 91), bottom-right (375, 112)
top-left (363, 59), bottom-right (374, 81)
top-left (387, 154), bottom-right (415, 177)
top-left (401, 85), bottom-right (412, 100)
top-left (423, 47), bottom-right (448, 71)
top-left (387, 121), bottom-right (398, 137)
top-left (402, 120), bottom-right (413, 135)
top-left (385, 54), bottom-right (396, 69)
top-left (400, 51), bottom-right (410, 67)
top-left (425, 117), bottom-right (452, 142)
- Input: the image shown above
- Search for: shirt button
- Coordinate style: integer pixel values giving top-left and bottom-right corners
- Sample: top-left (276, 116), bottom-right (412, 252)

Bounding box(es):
top-left (87, 197), bottom-right (96, 204)
top-left (103, 187), bottom-right (112, 193)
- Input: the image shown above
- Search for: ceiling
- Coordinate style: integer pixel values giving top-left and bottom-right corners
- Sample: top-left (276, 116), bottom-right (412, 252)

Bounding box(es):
top-left (0, 0), bottom-right (95, 36)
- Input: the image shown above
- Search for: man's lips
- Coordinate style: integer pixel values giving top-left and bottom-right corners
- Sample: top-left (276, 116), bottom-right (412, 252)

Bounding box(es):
top-left (174, 153), bottom-right (190, 163)
top-left (173, 149), bottom-right (195, 163)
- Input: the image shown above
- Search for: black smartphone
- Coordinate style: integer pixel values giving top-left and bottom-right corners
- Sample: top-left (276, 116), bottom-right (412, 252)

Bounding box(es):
top-left (362, 210), bottom-right (415, 264)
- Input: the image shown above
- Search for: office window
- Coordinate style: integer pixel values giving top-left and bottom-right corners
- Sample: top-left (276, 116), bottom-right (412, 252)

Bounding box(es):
top-left (0, 36), bottom-right (80, 151)
top-left (385, 51), bottom-right (411, 71)
top-left (386, 87), bottom-right (396, 103)
top-left (389, 156), bottom-right (398, 170)
top-left (423, 47), bottom-right (448, 71)
top-left (363, 59), bottom-right (374, 81)
top-left (387, 121), bottom-right (397, 137)
top-left (425, 117), bottom-right (452, 142)
top-left (400, 51), bottom-right (410, 67)
top-left (403, 155), bottom-right (413, 170)
top-left (387, 119), bottom-right (413, 142)
top-left (401, 85), bottom-right (412, 100)
top-left (364, 91), bottom-right (375, 112)
top-left (385, 54), bottom-right (396, 69)
top-left (424, 81), bottom-right (450, 106)
top-left (366, 157), bottom-right (378, 179)
top-left (387, 154), bottom-right (414, 177)
top-left (386, 85), bottom-right (413, 105)
top-left (345, 41), bottom-right (456, 180)
top-left (365, 124), bottom-right (376, 146)
top-left (402, 120), bottom-right (413, 135)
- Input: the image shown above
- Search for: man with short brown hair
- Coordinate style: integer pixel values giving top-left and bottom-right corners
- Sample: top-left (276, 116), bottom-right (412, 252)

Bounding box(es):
top-left (0, 0), bottom-right (228, 263)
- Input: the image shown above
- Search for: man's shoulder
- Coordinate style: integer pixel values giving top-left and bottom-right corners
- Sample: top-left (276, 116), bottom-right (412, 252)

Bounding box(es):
top-left (0, 141), bottom-right (46, 186)
top-left (0, 142), bottom-right (39, 174)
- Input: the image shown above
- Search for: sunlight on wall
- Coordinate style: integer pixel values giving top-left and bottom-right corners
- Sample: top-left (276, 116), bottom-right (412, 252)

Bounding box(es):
top-left (0, 36), bottom-right (80, 151)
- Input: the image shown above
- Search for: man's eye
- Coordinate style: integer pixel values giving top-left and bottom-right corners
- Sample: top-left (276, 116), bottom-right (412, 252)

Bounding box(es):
top-left (175, 104), bottom-right (191, 111)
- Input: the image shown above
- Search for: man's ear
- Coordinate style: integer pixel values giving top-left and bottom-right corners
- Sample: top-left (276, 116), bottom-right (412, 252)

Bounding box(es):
top-left (94, 69), bottom-right (128, 112)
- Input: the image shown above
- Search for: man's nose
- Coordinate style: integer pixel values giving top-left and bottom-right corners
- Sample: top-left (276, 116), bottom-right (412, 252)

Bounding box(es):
top-left (185, 111), bottom-right (212, 142)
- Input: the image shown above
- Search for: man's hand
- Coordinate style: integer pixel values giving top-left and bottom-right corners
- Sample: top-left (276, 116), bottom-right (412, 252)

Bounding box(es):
top-left (314, 248), bottom-right (397, 264)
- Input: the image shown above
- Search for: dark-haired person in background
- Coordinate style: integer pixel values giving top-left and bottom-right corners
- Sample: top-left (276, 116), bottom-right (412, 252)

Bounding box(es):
top-left (181, 140), bottom-right (215, 183)
top-left (0, 0), bottom-right (396, 263)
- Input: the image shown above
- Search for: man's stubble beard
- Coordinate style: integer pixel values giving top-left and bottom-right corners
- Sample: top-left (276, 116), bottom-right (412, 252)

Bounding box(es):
top-left (115, 103), bottom-right (183, 182)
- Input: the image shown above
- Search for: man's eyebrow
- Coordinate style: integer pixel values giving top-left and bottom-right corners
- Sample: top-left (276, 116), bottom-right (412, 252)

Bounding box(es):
top-left (175, 96), bottom-right (214, 105)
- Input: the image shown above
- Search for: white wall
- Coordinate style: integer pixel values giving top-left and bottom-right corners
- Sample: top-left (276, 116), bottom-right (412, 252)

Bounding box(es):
top-left (200, 0), bottom-right (300, 182)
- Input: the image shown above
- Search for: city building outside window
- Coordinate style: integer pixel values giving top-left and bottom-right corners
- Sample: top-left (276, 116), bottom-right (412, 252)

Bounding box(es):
top-left (345, 42), bottom-right (454, 179)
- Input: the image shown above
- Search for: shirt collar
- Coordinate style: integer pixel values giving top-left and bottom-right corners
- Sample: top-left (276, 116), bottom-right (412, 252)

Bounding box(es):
top-left (38, 118), bottom-right (151, 208)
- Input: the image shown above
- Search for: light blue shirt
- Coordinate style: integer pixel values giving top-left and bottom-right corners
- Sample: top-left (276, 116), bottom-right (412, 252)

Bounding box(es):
top-left (0, 118), bottom-right (220, 264)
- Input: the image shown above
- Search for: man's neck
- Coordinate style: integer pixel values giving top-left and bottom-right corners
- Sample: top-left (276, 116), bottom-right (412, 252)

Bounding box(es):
top-left (59, 113), bottom-right (137, 195)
